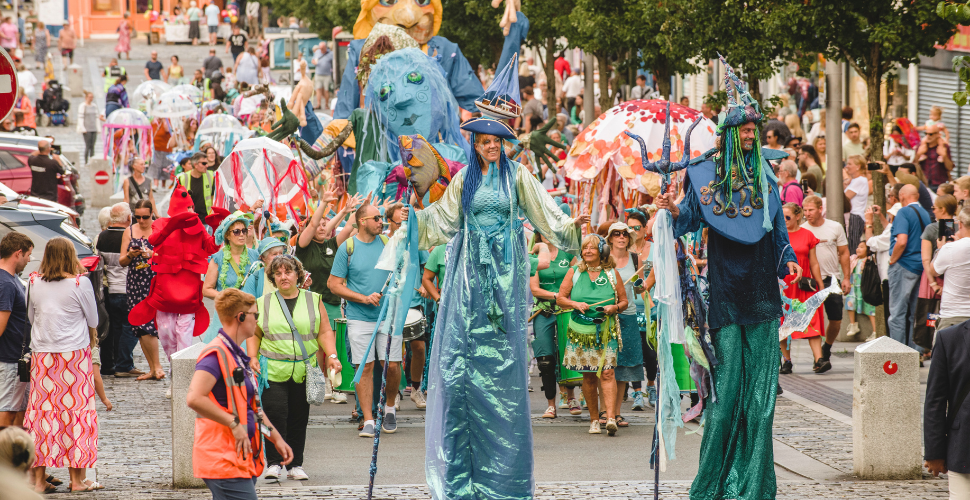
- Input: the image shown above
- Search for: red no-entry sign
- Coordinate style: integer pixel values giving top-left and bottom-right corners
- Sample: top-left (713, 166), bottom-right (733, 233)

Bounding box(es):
top-left (0, 47), bottom-right (18, 123)
top-left (94, 171), bottom-right (110, 185)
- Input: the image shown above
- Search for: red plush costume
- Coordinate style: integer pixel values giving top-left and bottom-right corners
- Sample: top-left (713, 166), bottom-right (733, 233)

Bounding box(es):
top-left (128, 183), bottom-right (229, 336)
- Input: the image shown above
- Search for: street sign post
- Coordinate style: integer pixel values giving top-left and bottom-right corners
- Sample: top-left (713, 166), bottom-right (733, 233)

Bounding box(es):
top-left (0, 47), bottom-right (18, 122)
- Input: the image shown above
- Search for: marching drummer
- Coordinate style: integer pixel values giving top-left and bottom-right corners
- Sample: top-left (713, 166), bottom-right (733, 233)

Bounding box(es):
top-left (328, 203), bottom-right (408, 438)
top-left (387, 203), bottom-right (430, 411)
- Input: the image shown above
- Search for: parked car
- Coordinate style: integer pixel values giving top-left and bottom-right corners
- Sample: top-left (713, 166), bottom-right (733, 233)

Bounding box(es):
top-left (0, 143), bottom-right (85, 215)
top-left (0, 206), bottom-right (108, 340)
top-left (0, 181), bottom-right (81, 227)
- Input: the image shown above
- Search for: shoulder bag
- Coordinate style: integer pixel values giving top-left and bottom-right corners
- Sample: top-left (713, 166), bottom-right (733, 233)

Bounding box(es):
top-left (274, 290), bottom-right (327, 405)
top-left (17, 278), bottom-right (32, 382)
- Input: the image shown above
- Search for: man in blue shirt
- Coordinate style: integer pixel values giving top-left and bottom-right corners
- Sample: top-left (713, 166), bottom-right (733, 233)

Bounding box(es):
top-left (328, 203), bottom-right (404, 438)
top-left (311, 42), bottom-right (333, 111)
top-left (888, 184), bottom-right (931, 351)
top-left (0, 233), bottom-right (32, 427)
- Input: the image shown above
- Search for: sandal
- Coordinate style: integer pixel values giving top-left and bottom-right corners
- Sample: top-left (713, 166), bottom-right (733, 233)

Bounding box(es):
top-left (36, 483), bottom-right (56, 494)
top-left (598, 411), bottom-right (607, 424)
top-left (46, 476), bottom-right (62, 486)
top-left (83, 480), bottom-right (104, 490)
top-left (616, 415), bottom-right (629, 427)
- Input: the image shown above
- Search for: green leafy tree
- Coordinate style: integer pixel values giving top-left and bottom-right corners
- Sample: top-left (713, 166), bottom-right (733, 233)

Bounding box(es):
top-left (438, 0), bottom-right (505, 71)
top-left (566, 0), bottom-right (646, 112)
top-left (522, 0), bottom-right (575, 103)
top-left (262, 0), bottom-right (358, 35)
top-left (779, 0), bottom-right (957, 161)
top-left (625, 0), bottom-right (704, 100)
top-left (939, 2), bottom-right (970, 106)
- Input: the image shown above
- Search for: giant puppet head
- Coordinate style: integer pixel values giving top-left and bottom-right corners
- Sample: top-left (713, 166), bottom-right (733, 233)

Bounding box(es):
top-left (364, 48), bottom-right (463, 147)
top-left (353, 0), bottom-right (442, 45)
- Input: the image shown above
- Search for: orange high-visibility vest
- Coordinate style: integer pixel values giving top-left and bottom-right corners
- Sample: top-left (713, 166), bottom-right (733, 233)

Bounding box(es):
top-left (192, 337), bottom-right (265, 479)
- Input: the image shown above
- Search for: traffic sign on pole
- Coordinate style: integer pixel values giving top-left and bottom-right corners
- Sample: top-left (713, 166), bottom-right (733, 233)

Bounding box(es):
top-left (0, 47), bottom-right (18, 123)
top-left (94, 171), bottom-right (110, 185)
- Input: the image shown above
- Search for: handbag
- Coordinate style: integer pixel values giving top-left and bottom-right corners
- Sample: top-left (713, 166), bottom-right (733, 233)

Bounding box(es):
top-left (797, 277), bottom-right (818, 293)
top-left (274, 291), bottom-right (327, 405)
top-left (17, 279), bottom-right (32, 383)
top-left (860, 255), bottom-right (883, 306)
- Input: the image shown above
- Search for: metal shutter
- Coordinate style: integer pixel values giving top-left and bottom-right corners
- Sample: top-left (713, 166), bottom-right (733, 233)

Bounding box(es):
top-left (918, 68), bottom-right (967, 177)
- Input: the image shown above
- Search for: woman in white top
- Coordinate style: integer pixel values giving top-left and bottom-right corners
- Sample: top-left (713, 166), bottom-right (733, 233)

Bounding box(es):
top-left (929, 206), bottom-right (970, 330)
top-left (23, 237), bottom-right (100, 493)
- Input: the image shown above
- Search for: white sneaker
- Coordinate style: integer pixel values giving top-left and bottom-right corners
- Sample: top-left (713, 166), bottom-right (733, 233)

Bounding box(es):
top-left (287, 466), bottom-right (309, 481)
top-left (846, 322), bottom-right (861, 336)
top-left (410, 387), bottom-right (427, 409)
top-left (165, 386), bottom-right (172, 399)
top-left (331, 391), bottom-right (348, 404)
top-left (264, 464), bottom-right (284, 480)
top-left (588, 421), bottom-right (601, 434)
top-left (325, 379), bottom-right (333, 400)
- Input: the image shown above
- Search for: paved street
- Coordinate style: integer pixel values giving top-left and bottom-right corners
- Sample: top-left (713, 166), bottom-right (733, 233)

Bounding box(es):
top-left (21, 37), bottom-right (952, 499)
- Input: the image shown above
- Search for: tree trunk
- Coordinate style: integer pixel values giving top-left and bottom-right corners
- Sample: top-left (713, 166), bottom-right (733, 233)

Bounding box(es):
top-left (596, 53), bottom-right (612, 114)
top-left (544, 38), bottom-right (558, 111)
top-left (654, 62), bottom-right (671, 101)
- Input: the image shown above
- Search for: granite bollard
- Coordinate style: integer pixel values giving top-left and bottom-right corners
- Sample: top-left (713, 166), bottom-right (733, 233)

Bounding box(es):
top-left (172, 342), bottom-right (206, 488)
top-left (853, 336), bottom-right (921, 479)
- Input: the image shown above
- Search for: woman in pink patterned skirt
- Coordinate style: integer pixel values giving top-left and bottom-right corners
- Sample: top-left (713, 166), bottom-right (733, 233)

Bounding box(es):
top-left (23, 238), bottom-right (101, 493)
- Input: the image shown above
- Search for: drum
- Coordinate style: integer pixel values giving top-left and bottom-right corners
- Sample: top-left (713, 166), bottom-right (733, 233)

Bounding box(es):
top-left (402, 308), bottom-right (426, 342)
top-left (333, 318), bottom-right (356, 393)
top-left (556, 312), bottom-right (583, 387)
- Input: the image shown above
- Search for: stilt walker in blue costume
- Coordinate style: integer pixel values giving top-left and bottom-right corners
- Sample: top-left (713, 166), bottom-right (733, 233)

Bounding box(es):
top-left (413, 61), bottom-right (588, 500)
top-left (654, 58), bottom-right (801, 500)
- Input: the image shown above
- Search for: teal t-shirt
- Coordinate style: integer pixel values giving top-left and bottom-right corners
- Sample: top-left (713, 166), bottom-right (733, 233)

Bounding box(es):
top-left (410, 250), bottom-right (429, 308)
top-left (426, 244), bottom-right (447, 285)
top-left (331, 236), bottom-right (390, 322)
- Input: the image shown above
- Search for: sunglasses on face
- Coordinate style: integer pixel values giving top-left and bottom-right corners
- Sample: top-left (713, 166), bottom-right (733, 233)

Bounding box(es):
top-left (609, 231), bottom-right (628, 238)
top-left (629, 225), bottom-right (642, 231)
top-left (238, 311), bottom-right (259, 322)
top-left (360, 215), bottom-right (383, 222)
top-left (230, 228), bottom-right (247, 236)
top-left (134, 214), bottom-right (152, 220)
top-left (785, 216), bottom-right (793, 221)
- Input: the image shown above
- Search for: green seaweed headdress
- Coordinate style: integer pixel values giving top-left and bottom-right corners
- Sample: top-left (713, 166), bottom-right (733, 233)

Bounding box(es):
top-left (710, 55), bottom-right (774, 230)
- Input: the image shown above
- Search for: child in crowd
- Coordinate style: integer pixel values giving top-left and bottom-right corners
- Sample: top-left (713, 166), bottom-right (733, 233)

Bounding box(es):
top-left (918, 105), bottom-right (950, 143)
top-left (845, 242), bottom-right (877, 337)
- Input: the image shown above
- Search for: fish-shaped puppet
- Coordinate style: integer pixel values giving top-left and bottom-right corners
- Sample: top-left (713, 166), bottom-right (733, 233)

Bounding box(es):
top-left (398, 134), bottom-right (452, 207)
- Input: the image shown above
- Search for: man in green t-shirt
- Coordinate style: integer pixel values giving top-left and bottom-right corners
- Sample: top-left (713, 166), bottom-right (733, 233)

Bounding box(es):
top-left (295, 189), bottom-right (364, 326)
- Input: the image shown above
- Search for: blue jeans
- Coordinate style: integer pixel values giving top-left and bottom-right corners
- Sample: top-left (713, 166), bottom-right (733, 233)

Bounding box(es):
top-left (203, 477), bottom-right (257, 500)
top-left (887, 264), bottom-right (922, 352)
top-left (105, 293), bottom-right (137, 373)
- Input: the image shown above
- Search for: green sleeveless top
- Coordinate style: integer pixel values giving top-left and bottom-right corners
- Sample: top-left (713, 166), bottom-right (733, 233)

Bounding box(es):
top-left (566, 266), bottom-right (618, 348)
top-left (536, 250), bottom-right (574, 293)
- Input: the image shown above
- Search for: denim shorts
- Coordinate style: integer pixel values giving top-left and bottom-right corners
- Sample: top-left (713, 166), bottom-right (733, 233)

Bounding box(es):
top-left (0, 361), bottom-right (29, 412)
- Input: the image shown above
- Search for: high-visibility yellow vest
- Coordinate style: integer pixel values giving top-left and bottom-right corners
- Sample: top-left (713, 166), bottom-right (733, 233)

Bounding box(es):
top-left (257, 290), bottom-right (322, 383)
top-left (176, 171), bottom-right (214, 214)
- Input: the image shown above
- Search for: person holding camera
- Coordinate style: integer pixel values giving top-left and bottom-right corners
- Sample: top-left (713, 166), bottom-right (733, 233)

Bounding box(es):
top-left (0, 233), bottom-right (32, 429)
top-left (928, 206), bottom-right (970, 330)
top-left (120, 200), bottom-right (163, 381)
top-left (187, 288), bottom-right (293, 499)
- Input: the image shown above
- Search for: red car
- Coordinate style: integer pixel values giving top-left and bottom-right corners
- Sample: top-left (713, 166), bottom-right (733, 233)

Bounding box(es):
top-left (0, 143), bottom-right (81, 212)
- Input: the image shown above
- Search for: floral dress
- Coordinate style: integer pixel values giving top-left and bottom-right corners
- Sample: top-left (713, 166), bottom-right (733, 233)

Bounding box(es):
top-left (845, 259), bottom-right (876, 316)
top-left (127, 235), bottom-right (156, 337)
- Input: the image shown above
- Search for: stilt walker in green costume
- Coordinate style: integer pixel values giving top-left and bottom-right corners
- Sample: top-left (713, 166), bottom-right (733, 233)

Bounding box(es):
top-left (655, 57), bottom-right (801, 500)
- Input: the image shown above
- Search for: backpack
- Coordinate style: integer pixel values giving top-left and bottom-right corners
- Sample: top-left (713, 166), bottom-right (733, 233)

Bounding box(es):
top-left (860, 256), bottom-right (883, 307)
top-left (346, 234), bottom-right (389, 269)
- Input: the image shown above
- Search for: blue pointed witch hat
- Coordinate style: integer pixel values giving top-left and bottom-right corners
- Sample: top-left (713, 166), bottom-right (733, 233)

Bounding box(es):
top-left (475, 53), bottom-right (521, 120)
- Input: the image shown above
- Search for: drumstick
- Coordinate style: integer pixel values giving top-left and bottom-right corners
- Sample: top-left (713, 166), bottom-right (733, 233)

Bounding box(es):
top-left (626, 262), bottom-right (649, 283)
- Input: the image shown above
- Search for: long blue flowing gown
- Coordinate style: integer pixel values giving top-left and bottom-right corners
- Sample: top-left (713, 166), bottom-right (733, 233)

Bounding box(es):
top-left (416, 161), bottom-right (581, 500)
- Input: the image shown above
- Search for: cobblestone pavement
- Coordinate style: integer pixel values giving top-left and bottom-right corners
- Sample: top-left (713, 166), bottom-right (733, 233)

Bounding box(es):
top-left (32, 351), bottom-right (949, 499)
